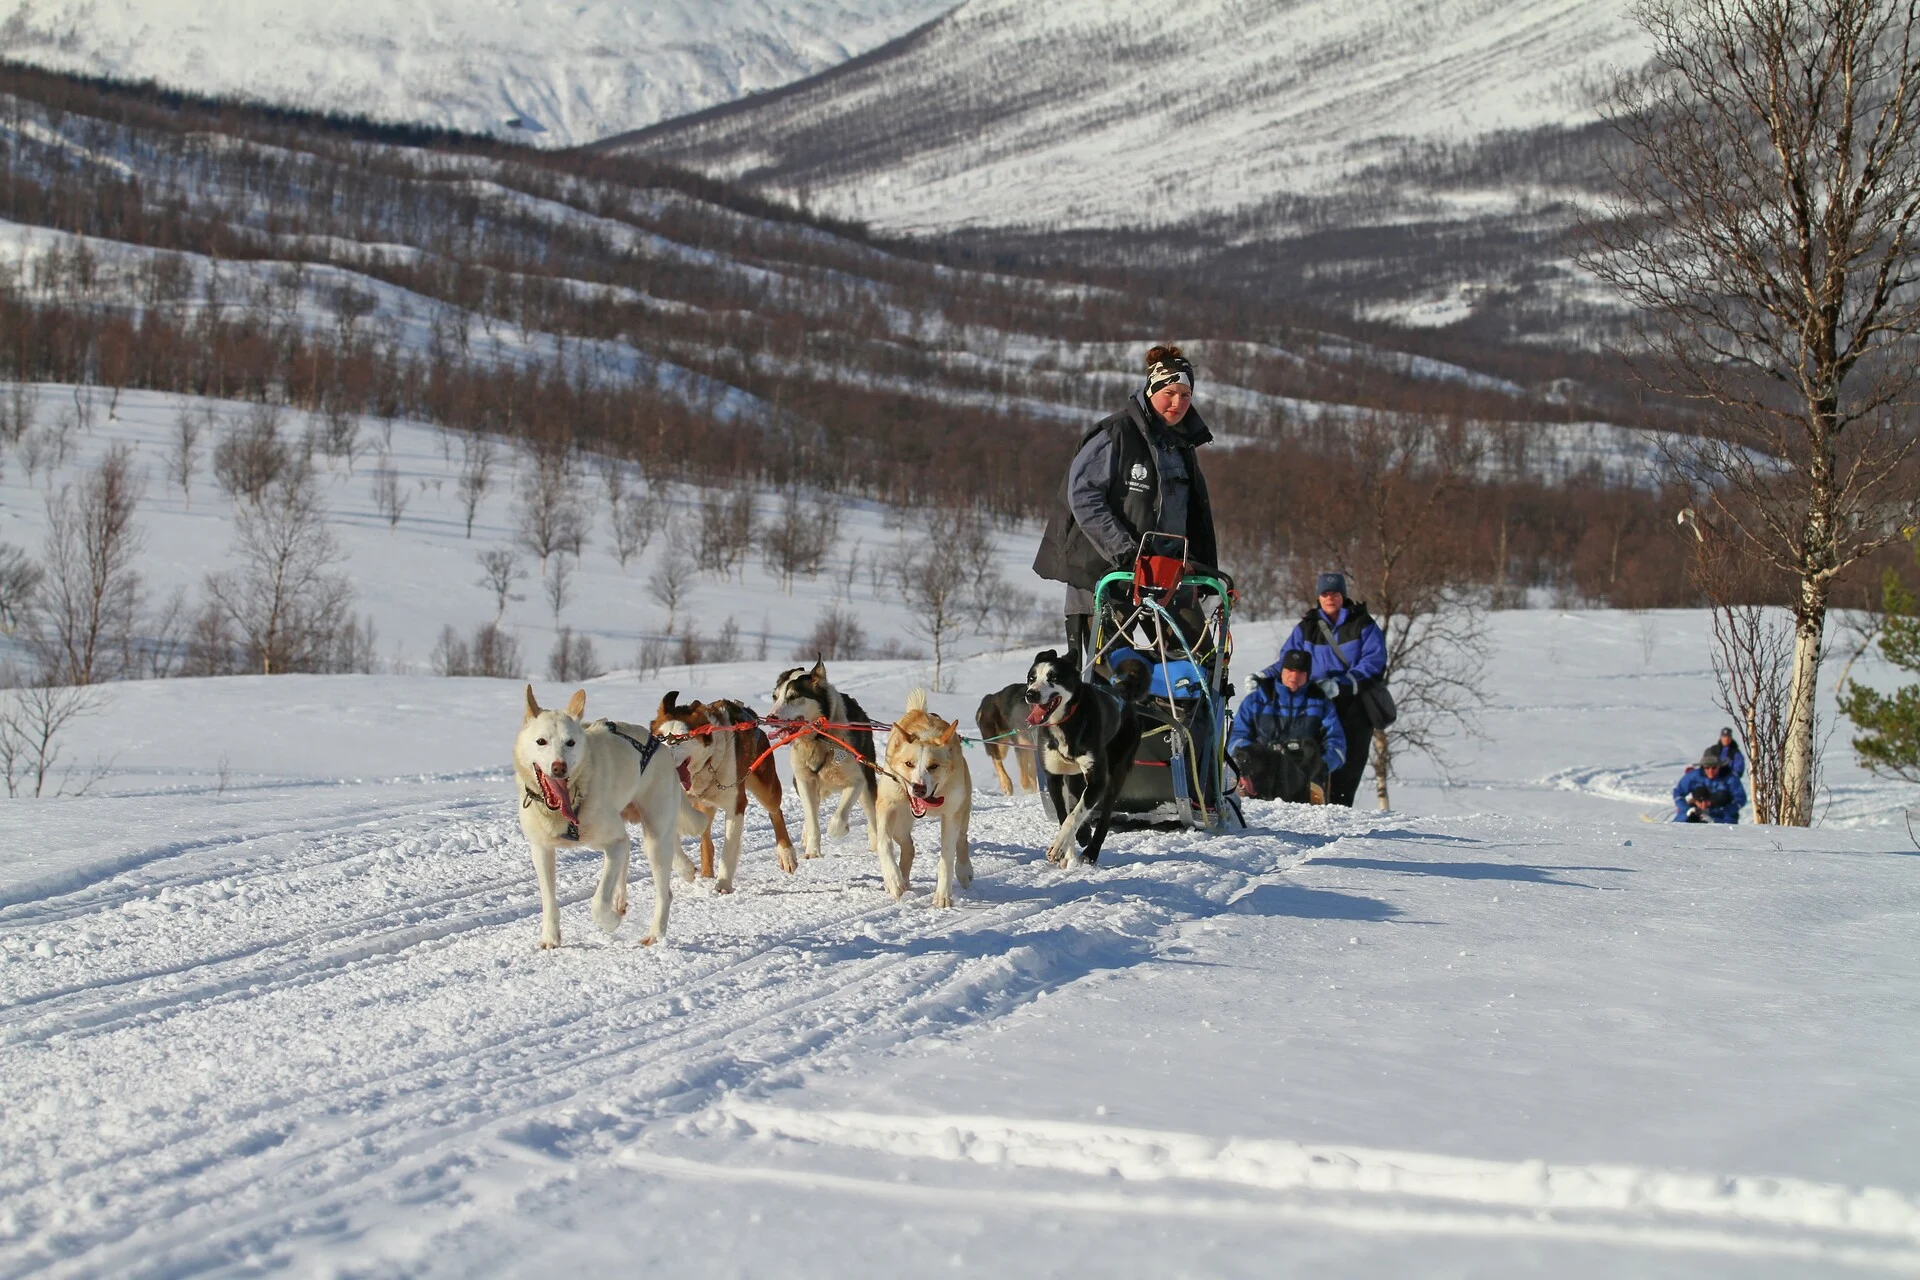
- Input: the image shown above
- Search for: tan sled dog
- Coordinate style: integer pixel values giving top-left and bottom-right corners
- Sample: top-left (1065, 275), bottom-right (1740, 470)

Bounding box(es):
top-left (876, 689), bottom-right (974, 906)
top-left (770, 659), bottom-right (881, 861)
top-left (650, 691), bottom-right (797, 891)
top-left (515, 686), bottom-right (697, 949)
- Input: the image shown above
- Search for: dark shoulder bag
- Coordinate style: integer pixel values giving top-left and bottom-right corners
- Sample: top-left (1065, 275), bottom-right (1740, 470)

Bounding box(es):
top-left (1320, 617), bottom-right (1398, 730)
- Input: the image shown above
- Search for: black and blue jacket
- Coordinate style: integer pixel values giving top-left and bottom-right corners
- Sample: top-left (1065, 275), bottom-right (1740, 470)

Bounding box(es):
top-left (1280, 603), bottom-right (1388, 700)
top-left (1228, 675), bottom-right (1347, 772)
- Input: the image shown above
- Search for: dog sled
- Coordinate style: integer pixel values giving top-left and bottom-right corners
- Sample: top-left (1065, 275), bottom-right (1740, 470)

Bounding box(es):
top-left (1086, 534), bottom-right (1244, 832)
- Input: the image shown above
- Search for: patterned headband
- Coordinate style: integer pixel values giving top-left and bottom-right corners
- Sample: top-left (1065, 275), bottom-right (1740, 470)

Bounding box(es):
top-left (1145, 358), bottom-right (1195, 397)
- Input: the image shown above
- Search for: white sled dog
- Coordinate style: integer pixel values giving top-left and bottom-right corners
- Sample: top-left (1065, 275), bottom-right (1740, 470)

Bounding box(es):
top-left (770, 659), bottom-right (881, 861)
top-left (876, 689), bottom-right (974, 906)
top-left (515, 685), bottom-right (699, 949)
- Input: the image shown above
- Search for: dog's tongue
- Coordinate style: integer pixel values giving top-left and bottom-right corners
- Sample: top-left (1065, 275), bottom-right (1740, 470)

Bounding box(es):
top-left (908, 793), bottom-right (945, 818)
top-left (1025, 699), bottom-right (1053, 727)
top-left (534, 765), bottom-right (575, 821)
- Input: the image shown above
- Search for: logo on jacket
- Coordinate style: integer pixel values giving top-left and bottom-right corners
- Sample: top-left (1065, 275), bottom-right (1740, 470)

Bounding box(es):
top-left (1127, 462), bottom-right (1150, 493)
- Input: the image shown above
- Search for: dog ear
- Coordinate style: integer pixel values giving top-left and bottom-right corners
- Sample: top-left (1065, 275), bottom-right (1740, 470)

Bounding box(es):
top-left (1033, 649), bottom-right (1058, 667)
top-left (935, 718), bottom-right (959, 747)
top-left (811, 655), bottom-right (826, 679)
top-left (658, 690), bottom-right (680, 717)
top-left (524, 684), bottom-right (541, 723)
top-left (565, 689), bottom-right (587, 720)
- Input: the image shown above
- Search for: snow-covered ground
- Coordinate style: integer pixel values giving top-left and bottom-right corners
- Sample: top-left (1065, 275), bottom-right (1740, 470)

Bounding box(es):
top-left (0, 0), bottom-right (960, 147)
top-left (2, 381), bottom-right (1918, 1275)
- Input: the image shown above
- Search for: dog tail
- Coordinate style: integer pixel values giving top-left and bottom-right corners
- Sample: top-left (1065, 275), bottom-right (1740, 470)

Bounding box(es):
top-left (905, 687), bottom-right (929, 714)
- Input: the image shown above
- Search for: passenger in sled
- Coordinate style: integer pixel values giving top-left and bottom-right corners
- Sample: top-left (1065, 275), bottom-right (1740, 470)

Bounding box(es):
top-left (1228, 649), bottom-right (1346, 804)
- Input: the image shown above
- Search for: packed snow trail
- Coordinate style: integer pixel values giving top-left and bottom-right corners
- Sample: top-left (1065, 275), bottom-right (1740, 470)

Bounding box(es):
top-left (0, 780), bottom-right (1314, 1277)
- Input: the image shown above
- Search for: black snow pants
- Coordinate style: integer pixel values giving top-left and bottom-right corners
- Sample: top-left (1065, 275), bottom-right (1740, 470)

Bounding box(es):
top-left (1327, 697), bottom-right (1373, 808)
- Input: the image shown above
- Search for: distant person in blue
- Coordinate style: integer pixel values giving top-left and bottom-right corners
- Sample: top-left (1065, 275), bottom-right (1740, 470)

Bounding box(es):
top-left (1671, 750), bottom-right (1746, 823)
top-left (1280, 572), bottom-right (1386, 807)
top-left (1228, 649), bottom-right (1346, 803)
top-left (1708, 727), bottom-right (1746, 780)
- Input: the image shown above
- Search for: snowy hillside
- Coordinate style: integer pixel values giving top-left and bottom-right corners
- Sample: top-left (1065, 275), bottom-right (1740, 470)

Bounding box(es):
top-left (0, 0), bottom-right (959, 146)
top-left (0, 602), bottom-right (1915, 1275)
top-left (614, 0), bottom-right (1649, 234)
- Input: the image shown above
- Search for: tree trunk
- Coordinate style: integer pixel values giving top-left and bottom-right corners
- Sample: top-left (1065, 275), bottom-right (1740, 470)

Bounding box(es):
top-left (1778, 575), bottom-right (1828, 826)
top-left (1371, 728), bottom-right (1391, 810)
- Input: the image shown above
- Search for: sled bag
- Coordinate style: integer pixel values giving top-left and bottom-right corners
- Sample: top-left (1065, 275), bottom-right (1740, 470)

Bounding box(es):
top-left (1133, 533), bottom-right (1189, 603)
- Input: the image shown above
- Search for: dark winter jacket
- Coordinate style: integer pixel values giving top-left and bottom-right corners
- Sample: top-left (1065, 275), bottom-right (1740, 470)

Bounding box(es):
top-left (1033, 393), bottom-right (1218, 592)
top-left (1228, 674), bottom-right (1347, 772)
top-left (1710, 740), bottom-right (1747, 780)
top-left (1280, 604), bottom-right (1388, 700)
top-left (1670, 767), bottom-right (1745, 823)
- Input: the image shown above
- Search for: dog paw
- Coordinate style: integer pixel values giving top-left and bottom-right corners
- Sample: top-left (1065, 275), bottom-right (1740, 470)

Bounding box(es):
top-left (957, 862), bottom-right (974, 889)
top-left (674, 853), bottom-right (698, 882)
top-left (714, 880), bottom-right (734, 895)
top-left (592, 905), bottom-right (622, 935)
top-left (931, 890), bottom-right (953, 908)
top-left (640, 933), bottom-right (658, 947)
top-left (539, 935), bottom-right (560, 950)
top-left (802, 848), bottom-right (822, 860)
top-left (776, 846), bottom-right (798, 874)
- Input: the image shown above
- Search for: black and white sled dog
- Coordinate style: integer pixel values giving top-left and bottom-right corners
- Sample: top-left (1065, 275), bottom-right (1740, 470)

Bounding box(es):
top-left (770, 659), bottom-right (881, 861)
top-left (1023, 649), bottom-right (1144, 866)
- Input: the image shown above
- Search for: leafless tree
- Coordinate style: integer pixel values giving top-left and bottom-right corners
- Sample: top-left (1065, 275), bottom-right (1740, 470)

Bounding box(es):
top-left (456, 433), bottom-right (495, 538)
top-left (513, 450), bottom-right (586, 569)
top-left (320, 397), bottom-right (360, 468)
top-left (0, 383), bottom-right (37, 445)
top-left (213, 403), bottom-right (290, 506)
top-left (0, 544), bottom-right (43, 634)
top-left (545, 553), bottom-right (573, 625)
top-left (33, 445), bottom-right (145, 685)
top-left (203, 459), bottom-right (355, 674)
top-left (471, 622), bottom-right (523, 678)
top-left (889, 508), bottom-right (986, 691)
top-left (0, 667), bottom-right (108, 798)
top-left (697, 488), bottom-right (756, 581)
top-left (476, 548), bottom-right (526, 622)
top-left (369, 457), bottom-right (408, 528)
top-left (168, 406), bottom-right (205, 507)
top-left (613, 481), bottom-right (670, 568)
top-left (800, 606), bottom-right (868, 661)
top-left (760, 487), bottom-right (839, 593)
top-left (546, 627), bottom-right (603, 681)
top-left (1581, 0), bottom-right (1920, 824)
top-left (646, 528), bottom-right (697, 633)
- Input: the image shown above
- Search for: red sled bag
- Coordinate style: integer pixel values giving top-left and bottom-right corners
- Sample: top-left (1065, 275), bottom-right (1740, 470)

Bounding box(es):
top-left (1132, 532), bottom-right (1189, 603)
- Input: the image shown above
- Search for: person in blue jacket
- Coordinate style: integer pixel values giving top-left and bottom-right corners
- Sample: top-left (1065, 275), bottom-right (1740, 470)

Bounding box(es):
top-left (1671, 750), bottom-right (1746, 823)
top-left (1279, 572), bottom-right (1386, 807)
top-left (1228, 649), bottom-right (1346, 802)
top-left (1708, 727), bottom-right (1746, 780)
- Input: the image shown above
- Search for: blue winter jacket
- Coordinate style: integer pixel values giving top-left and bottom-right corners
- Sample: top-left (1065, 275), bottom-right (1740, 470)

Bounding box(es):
top-left (1711, 741), bottom-right (1747, 780)
top-left (1670, 767), bottom-right (1746, 823)
top-left (1228, 674), bottom-right (1347, 772)
top-left (1280, 604), bottom-right (1388, 698)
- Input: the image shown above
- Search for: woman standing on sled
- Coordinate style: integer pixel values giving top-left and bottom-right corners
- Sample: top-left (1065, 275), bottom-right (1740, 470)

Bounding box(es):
top-left (1031, 344), bottom-right (1221, 666)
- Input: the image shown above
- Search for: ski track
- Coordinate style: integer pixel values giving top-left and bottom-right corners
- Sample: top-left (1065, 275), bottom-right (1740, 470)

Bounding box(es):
top-left (0, 783), bottom-right (1315, 1277)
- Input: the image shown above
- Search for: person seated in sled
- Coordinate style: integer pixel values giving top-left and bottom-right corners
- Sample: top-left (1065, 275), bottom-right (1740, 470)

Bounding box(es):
top-left (1279, 572), bottom-right (1387, 808)
top-left (1671, 750), bottom-right (1746, 824)
top-left (1227, 649), bottom-right (1346, 803)
top-left (1707, 726), bottom-right (1746, 780)
top-left (1031, 343), bottom-right (1220, 668)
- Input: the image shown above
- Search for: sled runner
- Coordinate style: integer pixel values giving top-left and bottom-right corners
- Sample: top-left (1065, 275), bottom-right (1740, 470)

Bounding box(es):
top-left (1086, 534), bottom-right (1244, 832)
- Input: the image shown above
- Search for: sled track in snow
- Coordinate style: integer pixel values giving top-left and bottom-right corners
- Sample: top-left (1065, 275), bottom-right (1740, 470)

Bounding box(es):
top-left (0, 785), bottom-right (1302, 1277)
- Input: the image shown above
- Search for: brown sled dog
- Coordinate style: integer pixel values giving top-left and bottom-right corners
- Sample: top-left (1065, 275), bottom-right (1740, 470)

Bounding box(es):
top-left (650, 691), bottom-right (797, 892)
top-left (975, 681), bottom-right (1040, 795)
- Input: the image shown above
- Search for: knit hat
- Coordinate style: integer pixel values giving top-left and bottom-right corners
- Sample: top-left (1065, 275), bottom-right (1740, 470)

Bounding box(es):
top-left (1279, 649), bottom-right (1313, 672)
top-left (1700, 750), bottom-right (1722, 769)
top-left (1316, 571), bottom-right (1346, 597)
top-left (1144, 345), bottom-right (1195, 398)
top-left (1720, 726), bottom-right (1734, 737)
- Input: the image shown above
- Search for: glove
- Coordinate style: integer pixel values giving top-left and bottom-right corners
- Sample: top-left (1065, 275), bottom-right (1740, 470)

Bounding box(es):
top-left (1317, 677), bottom-right (1343, 699)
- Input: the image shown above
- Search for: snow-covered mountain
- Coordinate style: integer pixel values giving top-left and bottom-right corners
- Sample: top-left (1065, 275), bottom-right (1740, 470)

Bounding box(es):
top-left (612, 0), bottom-right (1650, 235)
top-left (0, 0), bottom-right (960, 146)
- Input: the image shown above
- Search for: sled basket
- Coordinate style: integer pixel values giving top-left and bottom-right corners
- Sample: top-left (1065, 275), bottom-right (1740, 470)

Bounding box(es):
top-left (1132, 533), bottom-right (1189, 604)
